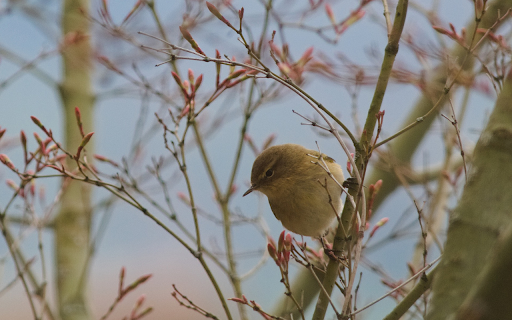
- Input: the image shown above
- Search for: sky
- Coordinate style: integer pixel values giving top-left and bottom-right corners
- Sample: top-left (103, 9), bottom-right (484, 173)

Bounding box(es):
top-left (0, 0), bottom-right (495, 319)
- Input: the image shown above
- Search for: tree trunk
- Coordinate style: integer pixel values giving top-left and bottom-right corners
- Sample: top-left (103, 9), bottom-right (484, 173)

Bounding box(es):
top-left (427, 70), bottom-right (512, 319)
top-left (55, 0), bottom-right (94, 319)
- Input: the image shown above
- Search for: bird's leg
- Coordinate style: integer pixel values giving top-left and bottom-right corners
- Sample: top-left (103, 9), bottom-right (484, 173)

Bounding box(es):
top-left (319, 235), bottom-right (348, 265)
top-left (319, 236), bottom-right (337, 261)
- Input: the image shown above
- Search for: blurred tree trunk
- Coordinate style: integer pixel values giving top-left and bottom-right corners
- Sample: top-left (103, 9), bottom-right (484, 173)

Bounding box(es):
top-left (457, 212), bottom-right (512, 319)
top-left (55, 1), bottom-right (94, 319)
top-left (427, 71), bottom-right (512, 319)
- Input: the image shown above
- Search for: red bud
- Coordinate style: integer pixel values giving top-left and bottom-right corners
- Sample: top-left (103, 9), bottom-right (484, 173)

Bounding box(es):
top-left (0, 154), bottom-right (15, 170)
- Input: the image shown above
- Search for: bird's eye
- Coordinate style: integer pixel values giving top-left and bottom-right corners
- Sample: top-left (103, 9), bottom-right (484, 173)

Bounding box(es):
top-left (265, 169), bottom-right (274, 177)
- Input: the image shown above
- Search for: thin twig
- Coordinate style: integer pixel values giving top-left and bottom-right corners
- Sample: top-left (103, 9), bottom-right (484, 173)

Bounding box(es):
top-left (381, 0), bottom-right (393, 37)
top-left (351, 256), bottom-right (441, 316)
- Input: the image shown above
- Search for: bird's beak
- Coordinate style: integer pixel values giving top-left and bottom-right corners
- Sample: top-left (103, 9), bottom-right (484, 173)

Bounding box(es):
top-left (243, 185), bottom-right (256, 197)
